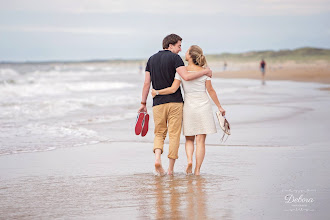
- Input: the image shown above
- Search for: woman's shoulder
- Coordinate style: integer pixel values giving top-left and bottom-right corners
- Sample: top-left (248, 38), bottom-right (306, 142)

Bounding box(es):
top-left (186, 66), bottom-right (205, 72)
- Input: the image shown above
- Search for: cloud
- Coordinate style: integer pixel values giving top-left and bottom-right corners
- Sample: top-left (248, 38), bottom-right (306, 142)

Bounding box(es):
top-left (0, 26), bottom-right (134, 34)
top-left (0, 0), bottom-right (329, 61)
top-left (1, 0), bottom-right (330, 16)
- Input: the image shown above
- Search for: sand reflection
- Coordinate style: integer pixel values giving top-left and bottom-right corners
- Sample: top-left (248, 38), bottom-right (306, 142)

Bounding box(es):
top-left (0, 173), bottom-right (234, 219)
top-left (151, 175), bottom-right (208, 219)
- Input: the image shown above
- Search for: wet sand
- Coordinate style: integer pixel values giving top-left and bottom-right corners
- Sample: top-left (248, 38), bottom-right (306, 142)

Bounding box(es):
top-left (0, 142), bottom-right (329, 219)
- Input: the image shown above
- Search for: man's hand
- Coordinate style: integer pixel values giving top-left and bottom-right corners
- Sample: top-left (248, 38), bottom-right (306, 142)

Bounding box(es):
top-left (151, 89), bottom-right (157, 98)
top-left (138, 104), bottom-right (147, 113)
top-left (205, 68), bottom-right (212, 78)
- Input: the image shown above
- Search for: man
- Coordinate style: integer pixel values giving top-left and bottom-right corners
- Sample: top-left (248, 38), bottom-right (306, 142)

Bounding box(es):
top-left (138, 34), bottom-right (212, 175)
top-left (260, 59), bottom-right (266, 85)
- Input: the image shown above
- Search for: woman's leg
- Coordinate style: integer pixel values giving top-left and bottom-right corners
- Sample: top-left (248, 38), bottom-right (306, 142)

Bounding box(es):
top-left (185, 136), bottom-right (195, 174)
top-left (195, 134), bottom-right (206, 175)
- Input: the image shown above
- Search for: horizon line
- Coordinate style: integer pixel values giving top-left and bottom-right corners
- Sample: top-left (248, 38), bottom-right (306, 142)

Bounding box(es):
top-left (1, 46), bottom-right (329, 64)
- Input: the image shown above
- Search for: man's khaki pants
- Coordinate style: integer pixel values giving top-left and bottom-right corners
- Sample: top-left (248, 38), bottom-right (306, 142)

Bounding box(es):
top-left (152, 102), bottom-right (183, 159)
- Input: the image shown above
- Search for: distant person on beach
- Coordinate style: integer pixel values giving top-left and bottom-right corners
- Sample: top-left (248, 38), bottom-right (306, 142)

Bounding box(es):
top-left (223, 61), bottom-right (227, 71)
top-left (138, 34), bottom-right (212, 176)
top-left (139, 63), bottom-right (143, 74)
top-left (152, 45), bottom-right (225, 175)
top-left (260, 59), bottom-right (266, 85)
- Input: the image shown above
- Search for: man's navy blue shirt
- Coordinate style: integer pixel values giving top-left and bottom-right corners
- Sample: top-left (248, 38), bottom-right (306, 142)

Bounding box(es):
top-left (146, 50), bottom-right (185, 107)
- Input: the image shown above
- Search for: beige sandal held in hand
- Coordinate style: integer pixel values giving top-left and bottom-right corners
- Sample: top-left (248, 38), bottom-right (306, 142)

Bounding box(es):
top-left (215, 111), bottom-right (231, 142)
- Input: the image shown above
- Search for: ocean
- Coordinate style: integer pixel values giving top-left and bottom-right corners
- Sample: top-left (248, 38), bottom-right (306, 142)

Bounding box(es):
top-left (0, 62), bottom-right (329, 156)
top-left (0, 62), bottom-right (143, 156)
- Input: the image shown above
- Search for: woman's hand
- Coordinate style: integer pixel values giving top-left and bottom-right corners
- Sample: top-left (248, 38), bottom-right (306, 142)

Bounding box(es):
top-left (219, 106), bottom-right (226, 116)
top-left (151, 89), bottom-right (157, 98)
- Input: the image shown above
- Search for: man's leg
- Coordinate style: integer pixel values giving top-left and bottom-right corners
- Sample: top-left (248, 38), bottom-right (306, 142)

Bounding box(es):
top-left (167, 103), bottom-right (183, 175)
top-left (153, 104), bottom-right (169, 175)
top-left (154, 149), bottom-right (165, 174)
top-left (261, 68), bottom-right (265, 85)
top-left (168, 158), bottom-right (176, 176)
top-left (263, 71), bottom-right (266, 85)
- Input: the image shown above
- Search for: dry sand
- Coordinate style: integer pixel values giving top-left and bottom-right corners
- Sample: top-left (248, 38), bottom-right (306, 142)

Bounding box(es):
top-left (213, 62), bottom-right (330, 86)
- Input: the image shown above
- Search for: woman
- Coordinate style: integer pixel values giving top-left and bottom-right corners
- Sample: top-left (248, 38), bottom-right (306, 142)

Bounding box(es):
top-left (151, 45), bottom-right (226, 175)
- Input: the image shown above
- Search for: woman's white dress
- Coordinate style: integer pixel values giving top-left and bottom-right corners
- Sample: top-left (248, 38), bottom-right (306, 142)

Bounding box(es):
top-left (175, 72), bottom-right (217, 136)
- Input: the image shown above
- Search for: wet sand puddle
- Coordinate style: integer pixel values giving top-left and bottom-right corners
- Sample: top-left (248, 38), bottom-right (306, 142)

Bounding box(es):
top-left (0, 173), bottom-right (237, 219)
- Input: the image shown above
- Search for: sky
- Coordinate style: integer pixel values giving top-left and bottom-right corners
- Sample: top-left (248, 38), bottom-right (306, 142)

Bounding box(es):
top-left (0, 0), bottom-right (330, 61)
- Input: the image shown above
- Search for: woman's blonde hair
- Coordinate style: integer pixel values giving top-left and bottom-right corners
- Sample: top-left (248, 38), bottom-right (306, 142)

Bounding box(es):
top-left (189, 45), bottom-right (207, 67)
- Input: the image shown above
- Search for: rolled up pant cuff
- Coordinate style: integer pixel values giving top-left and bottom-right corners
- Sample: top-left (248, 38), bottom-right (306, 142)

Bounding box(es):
top-left (153, 147), bottom-right (163, 154)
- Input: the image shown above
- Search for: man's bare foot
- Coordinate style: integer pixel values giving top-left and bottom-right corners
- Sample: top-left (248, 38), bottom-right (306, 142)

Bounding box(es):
top-left (155, 161), bottom-right (165, 175)
top-left (167, 170), bottom-right (174, 175)
top-left (186, 162), bottom-right (193, 175)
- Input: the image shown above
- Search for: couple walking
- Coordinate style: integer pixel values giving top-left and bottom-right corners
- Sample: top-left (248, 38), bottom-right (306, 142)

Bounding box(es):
top-left (138, 34), bottom-right (225, 176)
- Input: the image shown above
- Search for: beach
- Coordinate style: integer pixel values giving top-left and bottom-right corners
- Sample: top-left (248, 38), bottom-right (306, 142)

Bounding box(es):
top-left (1, 62), bottom-right (330, 219)
top-left (213, 61), bottom-right (330, 84)
top-left (1, 142), bottom-right (329, 219)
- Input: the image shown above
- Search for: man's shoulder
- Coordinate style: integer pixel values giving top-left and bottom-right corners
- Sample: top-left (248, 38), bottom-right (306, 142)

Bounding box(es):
top-left (163, 52), bottom-right (183, 63)
top-left (148, 50), bottom-right (178, 62)
top-left (148, 51), bottom-right (163, 61)
top-left (148, 52), bottom-right (158, 60)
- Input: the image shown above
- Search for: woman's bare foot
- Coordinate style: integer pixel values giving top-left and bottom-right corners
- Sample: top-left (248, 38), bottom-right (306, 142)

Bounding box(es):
top-left (167, 170), bottom-right (174, 175)
top-left (186, 162), bottom-right (193, 175)
top-left (155, 160), bottom-right (165, 175)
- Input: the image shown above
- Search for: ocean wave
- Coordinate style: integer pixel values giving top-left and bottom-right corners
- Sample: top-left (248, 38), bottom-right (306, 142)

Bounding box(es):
top-left (65, 82), bottom-right (135, 92)
top-left (75, 112), bottom-right (137, 124)
top-left (0, 122), bottom-right (107, 156)
top-left (0, 95), bottom-right (139, 121)
top-left (0, 68), bottom-right (20, 83)
top-left (0, 81), bottom-right (136, 99)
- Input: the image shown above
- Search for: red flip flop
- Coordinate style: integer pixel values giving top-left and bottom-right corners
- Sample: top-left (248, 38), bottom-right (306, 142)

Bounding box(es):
top-left (135, 112), bottom-right (145, 135)
top-left (141, 113), bottom-right (149, 137)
